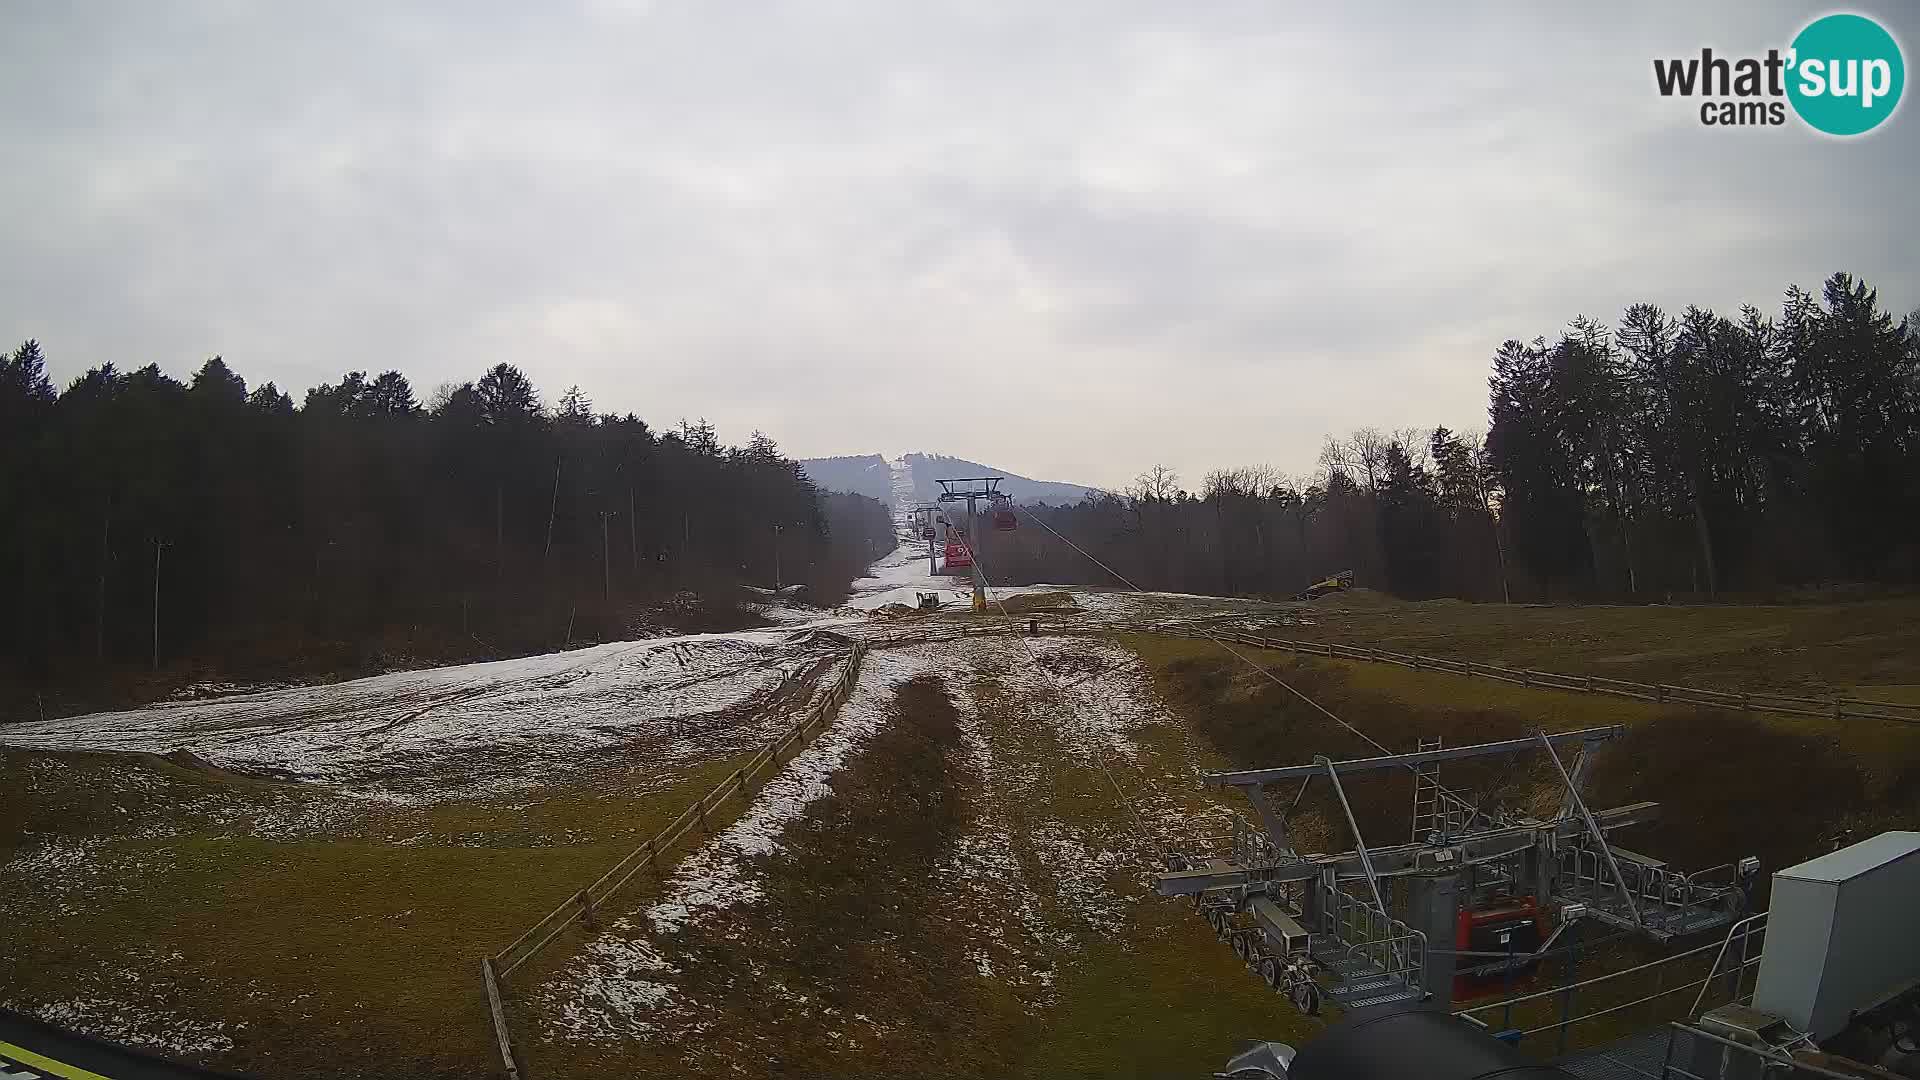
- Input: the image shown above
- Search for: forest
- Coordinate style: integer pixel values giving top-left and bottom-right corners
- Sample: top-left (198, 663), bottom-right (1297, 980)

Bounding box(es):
top-left (987, 273), bottom-right (1920, 602)
top-left (4, 271), bottom-right (1913, 716)
top-left (0, 355), bottom-right (893, 717)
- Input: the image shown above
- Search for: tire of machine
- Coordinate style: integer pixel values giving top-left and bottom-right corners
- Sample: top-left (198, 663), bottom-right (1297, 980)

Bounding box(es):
top-left (1232, 932), bottom-right (1251, 961)
top-left (1289, 978), bottom-right (1321, 1016)
top-left (1259, 957), bottom-right (1281, 988)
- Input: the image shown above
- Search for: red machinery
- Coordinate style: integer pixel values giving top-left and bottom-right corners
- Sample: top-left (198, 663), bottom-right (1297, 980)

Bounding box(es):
top-left (1452, 895), bottom-right (1543, 1001)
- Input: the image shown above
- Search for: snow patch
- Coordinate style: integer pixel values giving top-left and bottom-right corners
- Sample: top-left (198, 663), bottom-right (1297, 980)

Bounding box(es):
top-left (645, 649), bottom-right (926, 935)
top-left (540, 648), bottom-right (933, 1040)
top-left (0, 628), bottom-right (840, 804)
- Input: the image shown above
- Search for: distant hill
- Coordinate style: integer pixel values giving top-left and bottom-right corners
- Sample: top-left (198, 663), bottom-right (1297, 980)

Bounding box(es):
top-left (796, 454), bottom-right (892, 502)
top-left (799, 452), bottom-right (1102, 508)
top-left (904, 454), bottom-right (1102, 506)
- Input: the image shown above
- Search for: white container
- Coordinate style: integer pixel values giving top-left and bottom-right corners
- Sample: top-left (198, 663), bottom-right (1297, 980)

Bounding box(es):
top-left (1753, 831), bottom-right (1920, 1040)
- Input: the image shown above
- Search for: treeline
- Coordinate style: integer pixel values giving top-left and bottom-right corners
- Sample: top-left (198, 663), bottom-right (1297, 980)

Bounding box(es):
top-left (987, 273), bottom-right (1920, 601)
top-left (980, 431), bottom-right (1503, 601)
top-left (0, 352), bottom-right (892, 711)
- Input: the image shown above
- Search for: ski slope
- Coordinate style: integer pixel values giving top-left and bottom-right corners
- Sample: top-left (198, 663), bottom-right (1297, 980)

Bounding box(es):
top-left (0, 629), bottom-right (845, 804)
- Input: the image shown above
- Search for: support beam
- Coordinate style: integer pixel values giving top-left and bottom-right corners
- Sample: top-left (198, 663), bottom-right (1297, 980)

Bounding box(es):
top-left (1249, 783), bottom-right (1292, 852)
top-left (1205, 726), bottom-right (1626, 788)
top-left (1319, 755), bottom-right (1387, 915)
top-left (1556, 747), bottom-right (1594, 821)
top-left (1537, 730), bottom-right (1642, 930)
top-left (1154, 802), bottom-right (1659, 897)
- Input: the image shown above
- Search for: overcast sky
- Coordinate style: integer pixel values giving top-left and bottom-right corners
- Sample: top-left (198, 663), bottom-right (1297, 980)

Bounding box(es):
top-left (4, 2), bottom-right (1914, 491)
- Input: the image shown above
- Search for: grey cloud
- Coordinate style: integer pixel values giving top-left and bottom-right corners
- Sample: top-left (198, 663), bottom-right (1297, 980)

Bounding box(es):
top-left (2, 0), bottom-right (1915, 489)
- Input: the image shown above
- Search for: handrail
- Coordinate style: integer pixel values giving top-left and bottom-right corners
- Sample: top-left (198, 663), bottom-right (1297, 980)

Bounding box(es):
top-left (1515, 961), bottom-right (1760, 1037)
top-left (1456, 935), bottom-right (1729, 1015)
top-left (1691, 911), bottom-right (1769, 1018)
top-left (1665, 1022), bottom-right (1857, 1080)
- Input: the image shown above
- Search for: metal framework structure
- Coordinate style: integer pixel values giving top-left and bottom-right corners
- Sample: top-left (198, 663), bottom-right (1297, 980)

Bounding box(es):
top-left (934, 476), bottom-right (1005, 508)
top-left (934, 477), bottom-right (1006, 608)
top-left (1157, 727), bottom-right (1757, 1016)
top-left (909, 504), bottom-right (943, 575)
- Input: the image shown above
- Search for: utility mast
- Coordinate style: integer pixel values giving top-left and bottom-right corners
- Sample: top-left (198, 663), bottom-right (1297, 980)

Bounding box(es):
top-left (911, 505), bottom-right (940, 575)
top-left (935, 477), bottom-right (1004, 611)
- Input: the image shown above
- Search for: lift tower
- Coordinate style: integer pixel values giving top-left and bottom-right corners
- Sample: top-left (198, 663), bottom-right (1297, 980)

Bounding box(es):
top-left (910, 505), bottom-right (941, 575)
top-left (935, 477), bottom-right (1004, 611)
top-left (1158, 727), bottom-right (1758, 1016)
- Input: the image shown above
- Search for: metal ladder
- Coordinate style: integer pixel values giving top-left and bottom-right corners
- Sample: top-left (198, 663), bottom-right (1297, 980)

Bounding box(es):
top-left (1411, 736), bottom-right (1443, 842)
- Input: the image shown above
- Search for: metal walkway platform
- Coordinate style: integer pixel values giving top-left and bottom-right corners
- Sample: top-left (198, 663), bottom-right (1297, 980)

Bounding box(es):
top-left (1554, 1028), bottom-right (1674, 1080)
top-left (1312, 936), bottom-right (1424, 1009)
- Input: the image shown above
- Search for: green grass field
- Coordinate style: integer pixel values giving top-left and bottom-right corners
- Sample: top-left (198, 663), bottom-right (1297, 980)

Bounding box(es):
top-left (0, 747), bottom-right (768, 1078)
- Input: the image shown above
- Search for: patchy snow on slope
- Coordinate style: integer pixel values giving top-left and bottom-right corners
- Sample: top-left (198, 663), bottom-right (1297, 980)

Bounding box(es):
top-left (1015, 635), bottom-right (1160, 764)
top-left (844, 455), bottom-right (962, 610)
top-left (24, 998), bottom-right (236, 1056)
top-left (6, 953), bottom-right (240, 1058)
top-left (644, 649), bottom-right (917, 935)
top-left (934, 667), bottom-right (1067, 995)
top-left (1021, 634), bottom-right (1241, 841)
top-left (0, 628), bottom-right (845, 803)
top-left (846, 539), bottom-right (953, 612)
top-left (540, 934), bottom-right (680, 1039)
top-left (539, 647), bottom-right (933, 1040)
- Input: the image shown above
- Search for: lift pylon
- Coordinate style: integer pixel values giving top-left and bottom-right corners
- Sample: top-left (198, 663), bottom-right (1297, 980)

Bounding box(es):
top-left (935, 477), bottom-right (1005, 608)
top-left (1158, 726), bottom-right (1757, 1016)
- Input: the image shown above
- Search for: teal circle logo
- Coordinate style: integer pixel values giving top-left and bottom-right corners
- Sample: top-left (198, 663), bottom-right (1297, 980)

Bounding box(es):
top-left (1787, 13), bottom-right (1905, 136)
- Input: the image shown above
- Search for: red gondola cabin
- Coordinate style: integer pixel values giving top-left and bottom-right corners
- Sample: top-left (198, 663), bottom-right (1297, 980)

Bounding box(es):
top-left (943, 539), bottom-right (972, 571)
top-left (1451, 895), bottom-right (1543, 1001)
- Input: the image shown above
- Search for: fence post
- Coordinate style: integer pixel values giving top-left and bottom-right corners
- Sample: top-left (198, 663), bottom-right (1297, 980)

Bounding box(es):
top-left (482, 957), bottom-right (522, 1080)
top-left (577, 888), bottom-right (597, 930)
top-left (1584, 675), bottom-right (1595, 693)
top-left (1656, 684), bottom-right (1667, 704)
top-left (1524, 670), bottom-right (1533, 689)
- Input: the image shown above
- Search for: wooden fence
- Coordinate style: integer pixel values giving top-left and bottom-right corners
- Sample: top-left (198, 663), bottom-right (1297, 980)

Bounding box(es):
top-left (1100, 621), bottom-right (1920, 727)
top-left (481, 643), bottom-right (869, 1079)
top-left (856, 617), bottom-right (1920, 726)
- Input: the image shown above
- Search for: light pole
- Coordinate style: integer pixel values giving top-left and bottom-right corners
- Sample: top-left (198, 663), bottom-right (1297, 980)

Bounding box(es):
top-left (601, 510), bottom-right (613, 606)
top-left (772, 523), bottom-right (784, 590)
top-left (151, 537), bottom-right (167, 672)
